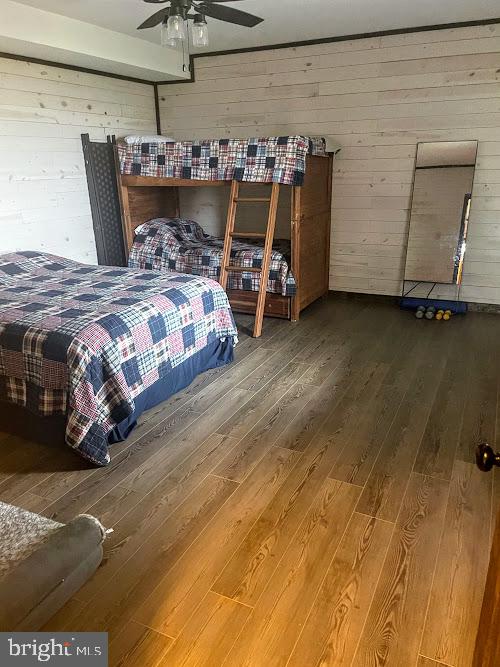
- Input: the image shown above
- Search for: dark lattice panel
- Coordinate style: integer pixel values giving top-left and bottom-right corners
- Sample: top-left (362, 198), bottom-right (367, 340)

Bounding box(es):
top-left (82, 135), bottom-right (126, 267)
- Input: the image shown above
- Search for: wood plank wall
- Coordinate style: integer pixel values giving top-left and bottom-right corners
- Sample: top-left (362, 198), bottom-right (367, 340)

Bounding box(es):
top-left (158, 23), bottom-right (500, 304)
top-left (0, 57), bottom-right (156, 262)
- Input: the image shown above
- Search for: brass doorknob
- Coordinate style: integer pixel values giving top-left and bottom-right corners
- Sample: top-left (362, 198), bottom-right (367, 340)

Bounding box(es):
top-left (476, 443), bottom-right (500, 472)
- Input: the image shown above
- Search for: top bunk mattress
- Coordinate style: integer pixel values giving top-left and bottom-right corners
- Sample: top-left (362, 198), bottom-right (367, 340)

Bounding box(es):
top-left (118, 135), bottom-right (328, 186)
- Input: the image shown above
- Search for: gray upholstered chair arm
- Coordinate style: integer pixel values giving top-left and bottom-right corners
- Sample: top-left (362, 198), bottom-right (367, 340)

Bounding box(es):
top-left (0, 515), bottom-right (106, 631)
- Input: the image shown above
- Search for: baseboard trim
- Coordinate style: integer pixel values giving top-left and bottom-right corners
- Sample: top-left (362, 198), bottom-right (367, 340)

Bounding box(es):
top-left (328, 290), bottom-right (500, 314)
top-left (328, 290), bottom-right (399, 305)
top-left (467, 302), bottom-right (500, 314)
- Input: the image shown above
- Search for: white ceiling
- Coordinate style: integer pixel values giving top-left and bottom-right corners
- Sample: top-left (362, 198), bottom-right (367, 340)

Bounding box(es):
top-left (14, 0), bottom-right (500, 54)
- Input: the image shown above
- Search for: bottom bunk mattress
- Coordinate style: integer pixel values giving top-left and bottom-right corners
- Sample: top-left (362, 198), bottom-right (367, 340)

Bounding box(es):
top-left (0, 251), bottom-right (237, 466)
top-left (129, 218), bottom-right (296, 297)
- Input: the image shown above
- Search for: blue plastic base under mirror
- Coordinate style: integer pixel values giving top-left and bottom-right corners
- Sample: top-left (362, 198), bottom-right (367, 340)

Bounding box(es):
top-left (400, 297), bottom-right (468, 314)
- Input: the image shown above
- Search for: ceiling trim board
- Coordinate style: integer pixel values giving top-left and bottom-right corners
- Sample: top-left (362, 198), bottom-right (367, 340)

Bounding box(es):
top-left (1, 16), bottom-right (499, 88)
top-left (193, 16), bottom-right (500, 58)
top-left (0, 50), bottom-right (153, 85)
top-left (156, 16), bottom-right (500, 85)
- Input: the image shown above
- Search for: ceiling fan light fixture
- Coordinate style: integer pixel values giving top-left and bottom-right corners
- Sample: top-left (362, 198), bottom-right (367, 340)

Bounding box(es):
top-left (160, 19), bottom-right (179, 47)
top-left (166, 7), bottom-right (186, 42)
top-left (191, 13), bottom-right (209, 48)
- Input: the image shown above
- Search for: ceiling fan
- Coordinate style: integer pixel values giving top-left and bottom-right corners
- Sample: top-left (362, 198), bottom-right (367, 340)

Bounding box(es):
top-left (138, 0), bottom-right (264, 49)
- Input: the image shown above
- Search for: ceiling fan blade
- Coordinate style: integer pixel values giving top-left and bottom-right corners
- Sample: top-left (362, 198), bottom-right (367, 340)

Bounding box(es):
top-left (137, 7), bottom-right (169, 29)
top-left (196, 2), bottom-right (263, 27)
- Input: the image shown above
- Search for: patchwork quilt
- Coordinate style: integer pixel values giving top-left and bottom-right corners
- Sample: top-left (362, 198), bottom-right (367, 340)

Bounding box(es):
top-left (118, 135), bottom-right (327, 186)
top-left (129, 218), bottom-right (296, 297)
top-left (0, 251), bottom-right (237, 466)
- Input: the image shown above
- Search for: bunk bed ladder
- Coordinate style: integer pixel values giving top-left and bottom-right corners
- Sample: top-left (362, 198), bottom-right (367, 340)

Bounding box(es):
top-left (219, 180), bottom-right (280, 338)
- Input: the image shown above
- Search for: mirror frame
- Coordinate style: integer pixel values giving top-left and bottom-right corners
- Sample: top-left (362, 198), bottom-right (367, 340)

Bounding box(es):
top-left (402, 139), bottom-right (478, 302)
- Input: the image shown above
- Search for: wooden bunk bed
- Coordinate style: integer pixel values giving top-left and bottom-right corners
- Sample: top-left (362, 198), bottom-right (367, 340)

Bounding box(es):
top-left (114, 136), bottom-right (334, 326)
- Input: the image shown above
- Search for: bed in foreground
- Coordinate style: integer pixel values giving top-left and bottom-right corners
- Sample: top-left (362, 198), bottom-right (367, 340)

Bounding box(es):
top-left (0, 251), bottom-right (237, 466)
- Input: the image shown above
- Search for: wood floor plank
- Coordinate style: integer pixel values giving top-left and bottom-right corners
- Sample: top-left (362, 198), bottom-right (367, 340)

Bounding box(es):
top-left (413, 337), bottom-right (468, 479)
top-left (258, 302), bottom-right (330, 351)
top-left (41, 381), bottom-right (242, 525)
top-left (216, 362), bottom-right (310, 441)
top-left (287, 513), bottom-right (393, 667)
top-left (12, 491), bottom-right (52, 515)
top-left (220, 306), bottom-right (374, 474)
top-left (235, 312), bottom-right (284, 345)
top-left (328, 324), bottom-right (425, 487)
top-left (3, 298), bottom-right (497, 666)
top-left (222, 479), bottom-right (361, 667)
top-left (0, 435), bottom-right (64, 480)
top-left (272, 357), bottom-right (364, 454)
top-left (211, 361), bottom-right (392, 607)
top-left (351, 473), bottom-right (449, 667)
top-left (187, 347), bottom-right (270, 413)
top-left (44, 472), bottom-right (239, 638)
top-left (0, 436), bottom-right (76, 498)
top-left (31, 467), bottom-right (97, 505)
top-left (292, 300), bottom-right (361, 365)
top-left (40, 403), bottom-right (203, 522)
top-left (308, 360), bottom-right (391, 461)
top-left (355, 333), bottom-right (449, 522)
top-left (120, 388), bottom-right (250, 493)
top-left (299, 334), bottom-right (361, 388)
top-left (0, 453), bottom-right (75, 505)
top-left (132, 447), bottom-right (300, 637)
top-left (85, 484), bottom-right (144, 528)
top-left (161, 592), bottom-right (251, 667)
top-left (273, 308), bottom-right (400, 454)
top-left (75, 433), bottom-right (239, 603)
top-left (237, 321), bottom-right (319, 392)
top-left (417, 657), bottom-right (450, 667)
top-left (109, 621), bottom-right (173, 667)
top-left (213, 437), bottom-right (343, 605)
top-left (42, 599), bottom-right (87, 632)
top-left (300, 304), bottom-right (395, 387)
top-left (456, 315), bottom-right (498, 463)
top-left (213, 378), bottom-right (314, 482)
top-left (420, 461), bottom-right (492, 667)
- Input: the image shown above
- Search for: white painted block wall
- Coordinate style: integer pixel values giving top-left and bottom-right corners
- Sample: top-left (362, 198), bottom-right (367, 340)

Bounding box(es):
top-left (158, 23), bottom-right (500, 304)
top-left (0, 57), bottom-right (156, 263)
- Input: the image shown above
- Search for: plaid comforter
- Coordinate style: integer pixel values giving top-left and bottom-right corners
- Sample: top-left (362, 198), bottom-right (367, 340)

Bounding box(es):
top-left (118, 135), bottom-right (327, 186)
top-left (0, 251), bottom-right (237, 466)
top-left (129, 218), bottom-right (296, 297)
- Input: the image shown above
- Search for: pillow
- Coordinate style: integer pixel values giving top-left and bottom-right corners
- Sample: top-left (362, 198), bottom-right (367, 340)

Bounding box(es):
top-left (123, 135), bottom-right (175, 144)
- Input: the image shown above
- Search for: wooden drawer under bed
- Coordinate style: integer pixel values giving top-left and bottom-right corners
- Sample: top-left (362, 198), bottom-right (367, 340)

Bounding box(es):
top-left (226, 289), bottom-right (291, 319)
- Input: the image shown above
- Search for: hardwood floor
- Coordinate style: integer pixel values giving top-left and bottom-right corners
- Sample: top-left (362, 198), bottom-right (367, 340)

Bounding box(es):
top-left (1, 295), bottom-right (498, 667)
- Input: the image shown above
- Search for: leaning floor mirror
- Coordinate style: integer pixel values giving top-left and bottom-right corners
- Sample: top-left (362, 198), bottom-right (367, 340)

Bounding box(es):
top-left (403, 140), bottom-right (478, 301)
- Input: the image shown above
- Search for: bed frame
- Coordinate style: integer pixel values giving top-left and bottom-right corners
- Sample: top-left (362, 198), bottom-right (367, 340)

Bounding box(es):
top-left (117, 154), bottom-right (333, 321)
